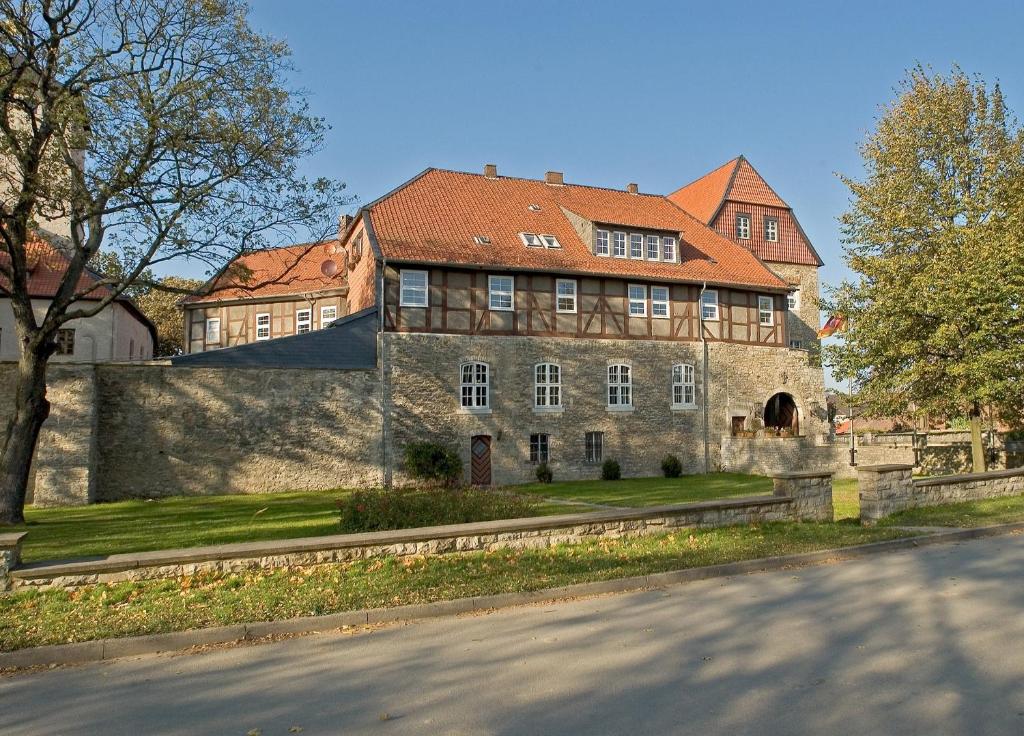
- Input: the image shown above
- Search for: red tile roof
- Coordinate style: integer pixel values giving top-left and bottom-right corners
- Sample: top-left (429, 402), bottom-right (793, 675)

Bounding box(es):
top-left (187, 241), bottom-right (348, 304)
top-left (665, 158), bottom-right (739, 223)
top-left (365, 169), bottom-right (788, 290)
top-left (0, 238), bottom-right (114, 299)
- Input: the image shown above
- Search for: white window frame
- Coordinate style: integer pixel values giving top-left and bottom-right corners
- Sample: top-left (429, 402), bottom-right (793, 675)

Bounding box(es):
top-left (596, 229), bottom-right (610, 256)
top-left (672, 363), bottom-right (696, 409)
top-left (646, 234), bottom-right (660, 260)
top-left (296, 308), bottom-right (312, 334)
top-left (701, 290), bottom-right (719, 321)
top-left (629, 233), bottom-right (643, 259)
top-left (607, 363), bottom-right (633, 410)
top-left (400, 269), bottom-right (429, 308)
top-left (758, 295), bottom-right (774, 326)
top-left (585, 431), bottom-right (604, 463)
top-left (205, 318), bottom-right (221, 344)
top-left (529, 433), bottom-right (550, 464)
top-left (613, 231), bottom-right (627, 258)
top-left (534, 363), bottom-right (562, 410)
top-left (651, 286), bottom-right (670, 318)
top-left (255, 313), bottom-right (271, 341)
top-left (790, 339), bottom-right (804, 350)
top-left (539, 234), bottom-right (561, 249)
top-left (556, 279), bottom-right (577, 314)
top-left (460, 361), bottom-right (490, 412)
top-left (662, 236), bottom-right (677, 262)
top-left (736, 214), bottom-right (751, 240)
top-left (787, 289), bottom-right (800, 311)
top-left (320, 305), bottom-right (338, 328)
top-left (488, 275), bottom-right (515, 311)
top-left (520, 232), bottom-right (543, 247)
top-left (628, 284), bottom-right (647, 317)
top-left (765, 217), bottom-right (779, 242)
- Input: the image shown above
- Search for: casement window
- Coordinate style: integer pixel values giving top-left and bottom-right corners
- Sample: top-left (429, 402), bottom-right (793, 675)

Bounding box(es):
top-left (662, 236), bottom-right (677, 262)
top-left (646, 234), bottom-right (660, 260)
top-left (296, 309), bottom-right (312, 334)
top-left (320, 305), bottom-right (338, 328)
top-left (488, 275), bottom-right (514, 311)
top-left (520, 232), bottom-right (543, 247)
top-left (787, 289), bottom-right (800, 311)
top-left (205, 318), bottom-right (221, 343)
top-left (628, 284), bottom-right (647, 316)
top-left (585, 431), bottom-right (604, 463)
top-left (255, 313), bottom-right (271, 340)
top-left (55, 328), bottom-right (75, 355)
top-left (529, 433), bottom-right (550, 464)
top-left (758, 295), bottom-right (774, 326)
top-left (672, 363), bottom-right (696, 408)
top-left (534, 363), bottom-right (562, 408)
top-left (764, 217), bottom-right (779, 242)
top-left (607, 364), bottom-right (632, 408)
top-left (736, 214), bottom-right (751, 240)
top-left (613, 231), bottom-right (627, 258)
top-left (651, 286), bottom-right (670, 318)
top-left (540, 234), bottom-right (561, 248)
top-left (630, 233), bottom-right (643, 259)
top-left (701, 289), bottom-right (719, 321)
top-left (460, 361), bottom-right (489, 410)
top-left (400, 269), bottom-right (429, 307)
top-left (556, 279), bottom-right (577, 313)
top-left (129, 338), bottom-right (135, 360)
top-left (790, 340), bottom-right (803, 349)
top-left (596, 230), bottom-right (610, 256)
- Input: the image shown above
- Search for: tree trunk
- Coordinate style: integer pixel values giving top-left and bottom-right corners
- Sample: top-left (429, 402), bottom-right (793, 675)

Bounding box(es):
top-left (0, 350), bottom-right (51, 525)
top-left (969, 401), bottom-right (986, 474)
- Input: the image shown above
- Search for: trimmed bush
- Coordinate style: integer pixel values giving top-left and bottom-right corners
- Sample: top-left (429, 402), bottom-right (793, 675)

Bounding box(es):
top-left (661, 454), bottom-right (682, 478)
top-left (402, 441), bottom-right (463, 486)
top-left (535, 462), bottom-right (553, 484)
top-left (338, 487), bottom-right (539, 533)
top-left (601, 459), bottom-right (621, 481)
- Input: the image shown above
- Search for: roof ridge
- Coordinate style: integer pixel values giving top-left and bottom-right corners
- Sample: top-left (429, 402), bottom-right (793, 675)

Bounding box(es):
top-left (428, 167), bottom-right (670, 199)
top-left (666, 156), bottom-right (741, 201)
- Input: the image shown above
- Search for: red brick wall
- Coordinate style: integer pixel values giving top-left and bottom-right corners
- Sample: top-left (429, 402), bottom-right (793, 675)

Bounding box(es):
top-left (712, 202), bottom-right (817, 266)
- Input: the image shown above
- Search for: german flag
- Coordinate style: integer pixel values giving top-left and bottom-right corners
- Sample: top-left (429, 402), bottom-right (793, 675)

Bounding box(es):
top-left (817, 314), bottom-right (848, 339)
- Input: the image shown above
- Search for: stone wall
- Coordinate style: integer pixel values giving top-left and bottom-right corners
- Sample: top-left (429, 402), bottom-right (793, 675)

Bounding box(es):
top-left (0, 533), bottom-right (26, 592)
top-left (859, 465), bottom-right (1024, 524)
top-left (720, 436), bottom-right (914, 480)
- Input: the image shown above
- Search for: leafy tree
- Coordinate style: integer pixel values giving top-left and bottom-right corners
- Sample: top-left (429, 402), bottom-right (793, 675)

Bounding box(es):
top-left (825, 65), bottom-right (1024, 472)
top-left (0, 0), bottom-right (350, 524)
top-left (137, 275), bottom-right (204, 356)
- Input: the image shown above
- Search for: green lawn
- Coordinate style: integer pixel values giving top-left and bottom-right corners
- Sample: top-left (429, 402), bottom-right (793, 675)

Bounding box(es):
top-left (515, 472), bottom-right (773, 508)
top-left (879, 493), bottom-right (1024, 528)
top-left (0, 521), bottom-right (915, 651)
top-left (833, 479), bottom-right (860, 521)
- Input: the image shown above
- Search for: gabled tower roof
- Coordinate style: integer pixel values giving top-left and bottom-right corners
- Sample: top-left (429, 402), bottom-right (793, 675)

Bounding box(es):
top-left (667, 155), bottom-right (788, 224)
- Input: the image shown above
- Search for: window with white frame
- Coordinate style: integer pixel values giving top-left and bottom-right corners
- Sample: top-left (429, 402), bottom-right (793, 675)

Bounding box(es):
top-left (539, 234), bottom-right (561, 248)
top-left (701, 290), bottom-right (719, 321)
top-left (520, 232), bottom-right (543, 247)
top-left (672, 363), bottom-right (696, 408)
top-left (460, 362), bottom-right (489, 410)
top-left (607, 364), bottom-right (632, 408)
top-left (296, 309), bottom-right (312, 334)
top-left (255, 313), bottom-right (271, 340)
top-left (630, 233), bottom-right (643, 259)
top-left (529, 433), bottom-right (550, 463)
top-left (764, 217), bottom-right (779, 242)
top-left (585, 431), bottom-right (604, 463)
top-left (662, 236), bottom-right (676, 262)
top-left (488, 275), bottom-right (514, 311)
top-left (758, 295), bottom-right (774, 326)
top-left (736, 214), bottom-right (751, 240)
top-left (790, 339), bottom-right (803, 349)
top-left (787, 289), bottom-right (800, 311)
top-left (400, 269), bottom-right (429, 307)
top-left (534, 363), bottom-right (561, 408)
top-left (613, 232), bottom-right (627, 258)
top-left (205, 318), bottom-right (221, 343)
top-left (596, 230), bottom-right (610, 256)
top-left (320, 305), bottom-right (338, 328)
top-left (628, 284), bottom-right (647, 316)
top-left (646, 234), bottom-right (660, 260)
top-left (556, 279), bottom-right (577, 313)
top-left (651, 286), bottom-right (669, 318)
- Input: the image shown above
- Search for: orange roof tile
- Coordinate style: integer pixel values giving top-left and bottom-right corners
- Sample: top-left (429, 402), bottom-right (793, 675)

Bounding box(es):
top-left (366, 169), bottom-right (788, 290)
top-left (729, 158), bottom-right (789, 209)
top-left (666, 158), bottom-right (739, 224)
top-left (187, 241), bottom-right (348, 304)
top-left (0, 238), bottom-right (114, 299)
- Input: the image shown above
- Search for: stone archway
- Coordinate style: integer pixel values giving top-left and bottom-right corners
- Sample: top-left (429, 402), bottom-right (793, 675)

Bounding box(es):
top-left (764, 392), bottom-right (799, 435)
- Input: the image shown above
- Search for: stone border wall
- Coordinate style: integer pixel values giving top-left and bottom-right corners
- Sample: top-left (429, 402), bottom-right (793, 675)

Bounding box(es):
top-left (720, 436), bottom-right (913, 479)
top-left (8, 473), bottom-right (832, 590)
top-left (859, 465), bottom-right (1024, 524)
top-left (0, 533), bottom-right (26, 592)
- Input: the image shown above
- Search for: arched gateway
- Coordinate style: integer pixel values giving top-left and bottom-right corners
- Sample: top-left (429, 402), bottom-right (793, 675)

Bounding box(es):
top-left (764, 392), bottom-right (799, 435)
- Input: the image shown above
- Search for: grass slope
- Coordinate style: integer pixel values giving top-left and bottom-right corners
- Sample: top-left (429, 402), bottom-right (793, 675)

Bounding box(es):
top-left (515, 473), bottom-right (773, 508)
top-left (879, 493), bottom-right (1024, 528)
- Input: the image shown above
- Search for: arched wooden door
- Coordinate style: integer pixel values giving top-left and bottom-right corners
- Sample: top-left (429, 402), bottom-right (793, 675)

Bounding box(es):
top-left (470, 435), bottom-right (492, 486)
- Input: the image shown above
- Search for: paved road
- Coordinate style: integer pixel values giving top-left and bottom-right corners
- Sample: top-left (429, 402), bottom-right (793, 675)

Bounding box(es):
top-left (3, 534), bottom-right (1024, 736)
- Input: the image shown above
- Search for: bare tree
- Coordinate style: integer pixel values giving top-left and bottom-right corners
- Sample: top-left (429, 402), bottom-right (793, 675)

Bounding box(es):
top-left (0, 0), bottom-right (350, 524)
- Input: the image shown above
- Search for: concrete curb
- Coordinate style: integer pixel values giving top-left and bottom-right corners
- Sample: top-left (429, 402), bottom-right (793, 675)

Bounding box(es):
top-left (3, 521), bottom-right (1022, 671)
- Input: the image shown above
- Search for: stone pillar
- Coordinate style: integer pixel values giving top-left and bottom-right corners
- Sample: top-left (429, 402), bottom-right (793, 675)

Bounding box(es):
top-left (32, 365), bottom-right (98, 507)
top-left (0, 532), bottom-right (27, 592)
top-left (772, 470), bottom-right (834, 521)
top-left (858, 464), bottom-right (914, 525)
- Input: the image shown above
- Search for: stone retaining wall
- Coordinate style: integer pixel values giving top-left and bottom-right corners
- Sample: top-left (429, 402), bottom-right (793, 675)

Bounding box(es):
top-left (0, 533), bottom-right (26, 592)
top-left (859, 465), bottom-right (1024, 524)
top-left (720, 436), bottom-right (913, 479)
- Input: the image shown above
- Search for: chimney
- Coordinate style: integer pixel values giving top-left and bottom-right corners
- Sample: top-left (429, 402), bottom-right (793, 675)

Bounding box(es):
top-left (626, 183), bottom-right (638, 194)
top-left (483, 163), bottom-right (498, 179)
top-left (545, 170), bottom-right (564, 186)
top-left (337, 213), bottom-right (353, 240)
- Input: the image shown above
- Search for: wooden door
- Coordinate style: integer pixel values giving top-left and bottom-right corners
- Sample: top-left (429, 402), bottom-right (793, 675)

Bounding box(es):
top-left (470, 435), bottom-right (492, 486)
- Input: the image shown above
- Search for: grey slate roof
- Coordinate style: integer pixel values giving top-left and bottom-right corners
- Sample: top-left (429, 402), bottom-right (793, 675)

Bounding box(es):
top-left (170, 307), bottom-right (378, 369)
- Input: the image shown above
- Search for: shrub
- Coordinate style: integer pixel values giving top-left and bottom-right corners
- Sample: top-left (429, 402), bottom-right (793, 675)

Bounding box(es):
top-left (661, 454), bottom-right (682, 478)
top-left (535, 462), bottom-right (553, 484)
top-left (338, 487), bottom-right (539, 533)
top-left (601, 459), bottom-right (621, 481)
top-left (402, 441), bottom-right (462, 486)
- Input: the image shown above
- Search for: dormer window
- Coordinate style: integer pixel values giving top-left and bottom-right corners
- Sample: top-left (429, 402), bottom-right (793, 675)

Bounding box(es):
top-left (646, 234), bottom-right (660, 260)
top-left (662, 236), bottom-right (676, 262)
top-left (630, 233), bottom-right (643, 259)
top-left (613, 232), bottom-right (627, 258)
top-left (540, 234), bottom-right (561, 248)
top-left (596, 230), bottom-right (610, 256)
top-left (764, 217), bottom-right (779, 242)
top-left (736, 214), bottom-right (751, 240)
top-left (520, 232), bottom-right (543, 247)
